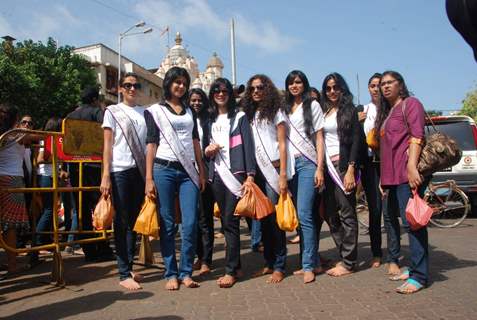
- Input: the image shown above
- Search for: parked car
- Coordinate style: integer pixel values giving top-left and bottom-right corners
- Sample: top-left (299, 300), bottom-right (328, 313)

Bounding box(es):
top-left (425, 115), bottom-right (477, 214)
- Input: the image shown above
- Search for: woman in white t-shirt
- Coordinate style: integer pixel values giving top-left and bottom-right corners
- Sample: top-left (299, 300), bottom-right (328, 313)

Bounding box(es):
top-left (100, 72), bottom-right (147, 291)
top-left (144, 67), bottom-right (206, 291)
top-left (283, 70), bottom-right (325, 284)
top-left (321, 72), bottom-right (361, 277)
top-left (241, 74), bottom-right (289, 284)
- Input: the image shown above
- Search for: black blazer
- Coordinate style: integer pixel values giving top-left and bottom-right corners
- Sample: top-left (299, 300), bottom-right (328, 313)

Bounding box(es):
top-left (336, 106), bottom-right (367, 172)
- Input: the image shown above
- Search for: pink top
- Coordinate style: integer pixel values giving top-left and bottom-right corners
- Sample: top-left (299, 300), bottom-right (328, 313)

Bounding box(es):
top-left (380, 97), bottom-right (425, 186)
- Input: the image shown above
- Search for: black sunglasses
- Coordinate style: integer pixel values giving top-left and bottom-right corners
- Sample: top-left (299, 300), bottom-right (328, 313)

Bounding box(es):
top-left (122, 82), bottom-right (142, 90)
top-left (21, 120), bottom-right (33, 126)
top-left (250, 85), bottom-right (264, 92)
top-left (212, 88), bottom-right (229, 95)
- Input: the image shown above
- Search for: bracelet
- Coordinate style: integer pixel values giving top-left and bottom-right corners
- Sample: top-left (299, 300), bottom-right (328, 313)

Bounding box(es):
top-left (409, 137), bottom-right (424, 145)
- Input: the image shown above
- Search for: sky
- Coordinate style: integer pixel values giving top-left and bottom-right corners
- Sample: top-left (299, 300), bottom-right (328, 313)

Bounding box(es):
top-left (1, 0), bottom-right (476, 112)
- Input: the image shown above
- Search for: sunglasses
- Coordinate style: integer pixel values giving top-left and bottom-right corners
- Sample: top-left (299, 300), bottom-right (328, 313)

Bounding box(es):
top-left (212, 88), bottom-right (229, 95)
top-left (21, 120), bottom-right (33, 126)
top-left (122, 82), bottom-right (142, 90)
top-left (326, 85), bottom-right (341, 93)
top-left (250, 85), bottom-right (264, 92)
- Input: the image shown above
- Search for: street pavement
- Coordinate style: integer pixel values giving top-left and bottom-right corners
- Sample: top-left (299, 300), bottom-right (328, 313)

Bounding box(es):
top-left (1, 218), bottom-right (477, 320)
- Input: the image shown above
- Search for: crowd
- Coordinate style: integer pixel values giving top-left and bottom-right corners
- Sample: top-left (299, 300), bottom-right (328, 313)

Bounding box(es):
top-left (0, 67), bottom-right (429, 295)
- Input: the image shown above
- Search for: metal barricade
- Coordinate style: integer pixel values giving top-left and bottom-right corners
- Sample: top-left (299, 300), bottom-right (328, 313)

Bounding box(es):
top-left (0, 119), bottom-right (113, 286)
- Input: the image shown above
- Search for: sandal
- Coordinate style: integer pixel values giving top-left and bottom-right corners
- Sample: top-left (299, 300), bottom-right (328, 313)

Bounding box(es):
top-left (396, 279), bottom-right (424, 294)
top-left (389, 269), bottom-right (409, 281)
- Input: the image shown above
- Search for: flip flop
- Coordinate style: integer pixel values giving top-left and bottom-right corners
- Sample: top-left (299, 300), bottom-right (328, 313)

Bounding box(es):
top-left (389, 269), bottom-right (409, 281)
top-left (396, 279), bottom-right (424, 294)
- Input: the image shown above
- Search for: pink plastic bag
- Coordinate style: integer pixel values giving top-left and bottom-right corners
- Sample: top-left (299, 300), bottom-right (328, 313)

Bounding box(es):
top-left (405, 189), bottom-right (433, 231)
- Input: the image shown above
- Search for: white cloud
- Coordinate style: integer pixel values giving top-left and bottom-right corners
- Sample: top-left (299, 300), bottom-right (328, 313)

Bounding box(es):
top-left (133, 0), bottom-right (298, 53)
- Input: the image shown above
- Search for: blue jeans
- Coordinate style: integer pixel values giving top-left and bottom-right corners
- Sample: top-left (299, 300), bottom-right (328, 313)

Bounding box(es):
top-left (36, 175), bottom-right (53, 245)
top-left (111, 167), bottom-right (144, 280)
top-left (251, 220), bottom-right (262, 251)
top-left (383, 181), bottom-right (429, 285)
top-left (256, 170), bottom-right (287, 273)
top-left (289, 156), bottom-right (319, 271)
top-left (61, 189), bottom-right (78, 244)
top-left (153, 163), bottom-right (199, 280)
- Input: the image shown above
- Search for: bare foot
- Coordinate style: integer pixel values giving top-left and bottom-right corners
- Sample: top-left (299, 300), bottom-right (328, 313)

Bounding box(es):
top-left (303, 271), bottom-right (315, 284)
top-left (386, 262), bottom-right (400, 275)
top-left (267, 271), bottom-right (284, 284)
top-left (119, 278), bottom-right (142, 290)
top-left (165, 278), bottom-right (180, 290)
top-left (181, 277), bottom-right (200, 288)
top-left (199, 264), bottom-right (211, 276)
top-left (370, 257), bottom-right (382, 268)
top-left (193, 259), bottom-right (202, 271)
top-left (214, 232), bottom-right (224, 239)
top-left (217, 274), bottom-right (236, 288)
top-left (289, 235), bottom-right (300, 244)
top-left (253, 267), bottom-right (273, 277)
top-left (326, 264), bottom-right (353, 277)
top-left (293, 267), bottom-right (323, 275)
top-left (130, 272), bottom-right (143, 282)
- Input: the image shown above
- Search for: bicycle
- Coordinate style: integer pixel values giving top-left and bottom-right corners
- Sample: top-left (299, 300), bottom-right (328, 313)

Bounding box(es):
top-left (424, 180), bottom-right (470, 228)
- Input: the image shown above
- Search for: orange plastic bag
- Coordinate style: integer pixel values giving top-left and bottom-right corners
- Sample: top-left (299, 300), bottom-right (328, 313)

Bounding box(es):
top-left (213, 202), bottom-right (221, 218)
top-left (405, 189), bottom-right (433, 231)
top-left (234, 182), bottom-right (274, 220)
top-left (134, 196), bottom-right (160, 239)
top-left (92, 195), bottom-right (114, 230)
top-left (276, 193), bottom-right (298, 232)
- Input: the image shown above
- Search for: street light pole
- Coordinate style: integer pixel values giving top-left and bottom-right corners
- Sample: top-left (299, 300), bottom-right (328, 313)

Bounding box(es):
top-left (117, 21), bottom-right (152, 103)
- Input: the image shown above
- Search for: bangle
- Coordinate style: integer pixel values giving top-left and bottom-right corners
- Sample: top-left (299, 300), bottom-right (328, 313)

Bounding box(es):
top-left (409, 137), bottom-right (424, 145)
top-left (348, 161), bottom-right (356, 167)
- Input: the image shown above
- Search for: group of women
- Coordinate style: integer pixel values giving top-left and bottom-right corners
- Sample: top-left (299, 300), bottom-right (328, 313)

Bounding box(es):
top-left (94, 66), bottom-right (429, 294)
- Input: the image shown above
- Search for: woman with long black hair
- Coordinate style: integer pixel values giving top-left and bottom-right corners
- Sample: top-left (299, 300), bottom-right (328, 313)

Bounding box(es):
top-left (320, 73), bottom-right (362, 277)
top-left (203, 78), bottom-right (256, 288)
top-left (144, 67), bottom-right (206, 290)
top-left (283, 70), bottom-right (324, 284)
top-left (189, 88), bottom-right (215, 275)
top-left (241, 74), bottom-right (289, 283)
top-left (375, 70), bottom-right (429, 294)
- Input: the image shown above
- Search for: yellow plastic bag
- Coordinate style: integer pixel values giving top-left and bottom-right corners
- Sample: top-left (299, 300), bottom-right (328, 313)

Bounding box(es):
top-left (134, 196), bottom-right (159, 239)
top-left (92, 195), bottom-right (114, 230)
top-left (213, 202), bottom-right (221, 218)
top-left (276, 193), bottom-right (298, 232)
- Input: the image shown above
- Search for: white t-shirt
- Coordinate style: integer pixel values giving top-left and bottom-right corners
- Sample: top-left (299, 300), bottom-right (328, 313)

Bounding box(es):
top-left (324, 111), bottom-right (340, 157)
top-left (37, 141), bottom-right (53, 177)
top-left (211, 113), bottom-right (231, 168)
top-left (152, 104), bottom-right (196, 162)
top-left (102, 103), bottom-right (147, 172)
top-left (288, 100), bottom-right (324, 157)
top-left (0, 141), bottom-right (25, 176)
top-left (363, 102), bottom-right (378, 156)
top-left (253, 109), bottom-right (286, 162)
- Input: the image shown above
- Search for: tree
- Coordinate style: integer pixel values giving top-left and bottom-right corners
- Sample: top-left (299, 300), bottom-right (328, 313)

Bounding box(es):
top-left (459, 86), bottom-right (477, 121)
top-left (0, 38), bottom-right (97, 127)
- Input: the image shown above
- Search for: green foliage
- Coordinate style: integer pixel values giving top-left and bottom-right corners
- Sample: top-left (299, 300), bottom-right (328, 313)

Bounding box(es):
top-left (0, 38), bottom-right (97, 127)
top-left (459, 86), bottom-right (477, 121)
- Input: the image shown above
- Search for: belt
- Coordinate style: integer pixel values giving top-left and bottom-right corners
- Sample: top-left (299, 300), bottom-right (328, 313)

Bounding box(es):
top-left (154, 158), bottom-right (185, 171)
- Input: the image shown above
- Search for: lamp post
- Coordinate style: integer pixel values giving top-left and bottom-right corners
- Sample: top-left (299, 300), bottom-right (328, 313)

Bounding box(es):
top-left (117, 21), bottom-right (153, 103)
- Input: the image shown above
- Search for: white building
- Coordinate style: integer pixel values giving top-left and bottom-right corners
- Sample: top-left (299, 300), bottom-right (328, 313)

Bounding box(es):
top-left (155, 32), bottom-right (224, 93)
top-left (74, 43), bottom-right (163, 106)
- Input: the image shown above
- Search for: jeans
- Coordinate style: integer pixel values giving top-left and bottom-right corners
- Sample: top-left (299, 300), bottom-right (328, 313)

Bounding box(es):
top-left (324, 164), bottom-right (358, 270)
top-left (383, 180), bottom-right (430, 285)
top-left (196, 183), bottom-right (214, 266)
top-left (111, 167), bottom-right (144, 281)
top-left (361, 156), bottom-right (383, 258)
top-left (153, 163), bottom-right (199, 280)
top-left (255, 169), bottom-right (287, 273)
top-left (61, 188), bottom-right (78, 244)
top-left (251, 220), bottom-right (262, 251)
top-left (36, 175), bottom-right (53, 245)
top-left (212, 174), bottom-right (243, 276)
top-left (289, 156), bottom-right (319, 271)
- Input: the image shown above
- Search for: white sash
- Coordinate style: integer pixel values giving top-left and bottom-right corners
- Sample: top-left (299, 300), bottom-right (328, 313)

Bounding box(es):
top-left (107, 105), bottom-right (146, 180)
top-left (285, 115), bottom-right (317, 165)
top-left (252, 119), bottom-right (280, 195)
top-left (324, 148), bottom-right (348, 194)
top-left (148, 104), bottom-right (199, 189)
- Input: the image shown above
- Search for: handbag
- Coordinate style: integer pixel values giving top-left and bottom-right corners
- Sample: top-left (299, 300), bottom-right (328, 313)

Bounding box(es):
top-left (402, 100), bottom-right (462, 176)
top-left (92, 195), bottom-right (114, 230)
top-left (276, 193), bottom-right (298, 232)
top-left (405, 189), bottom-right (434, 231)
top-left (366, 128), bottom-right (380, 151)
